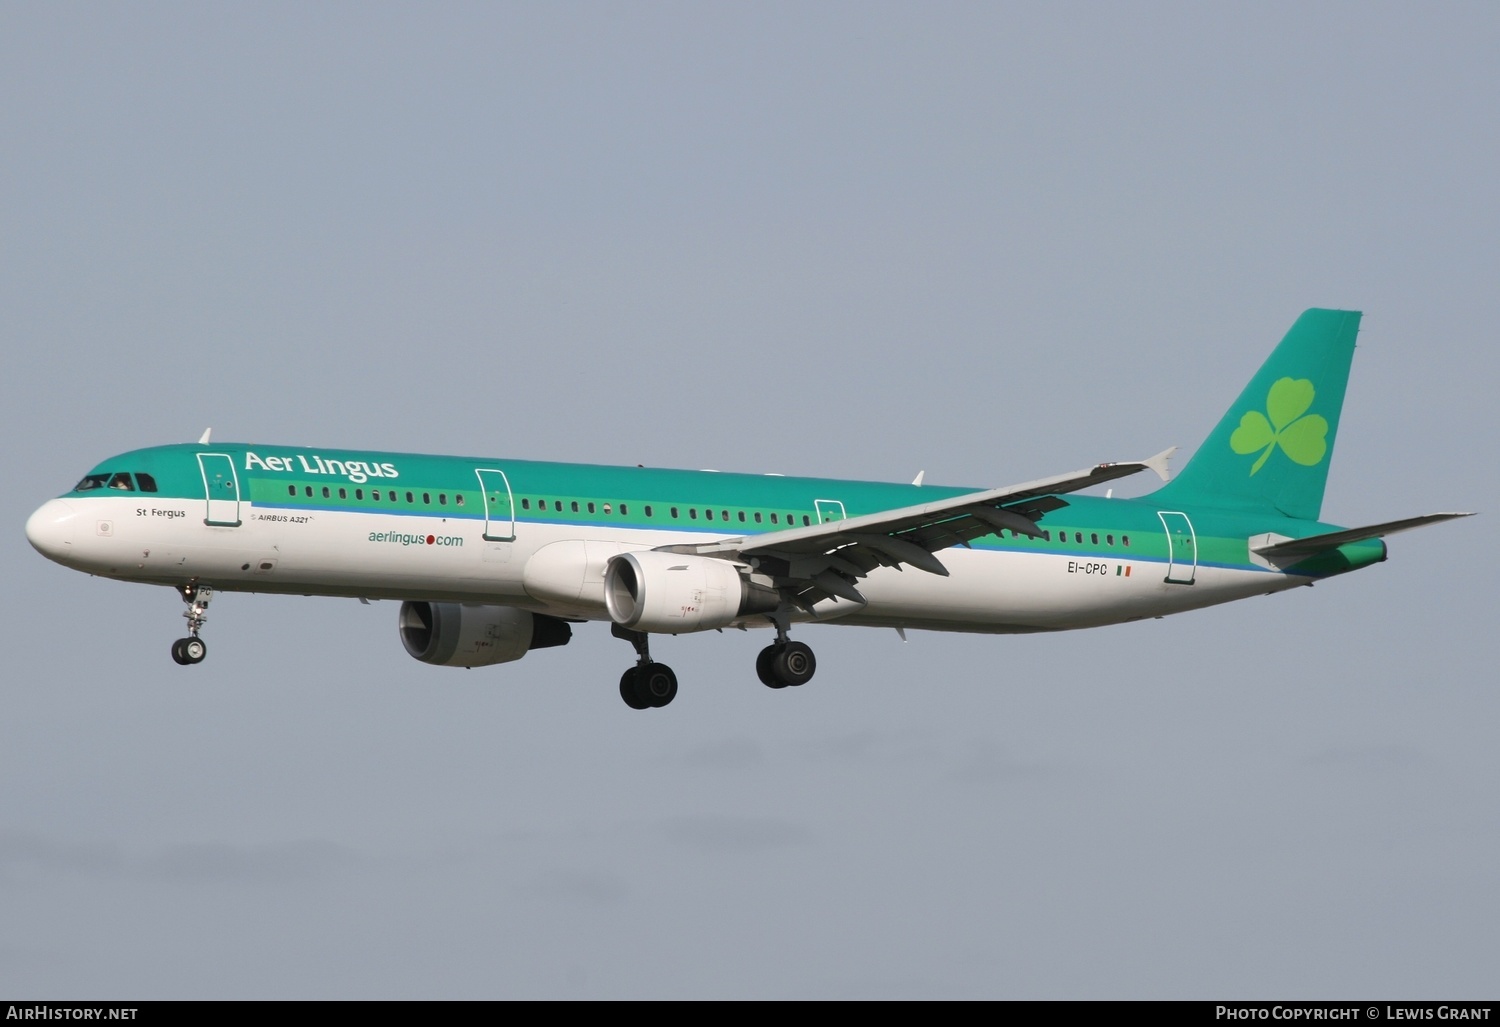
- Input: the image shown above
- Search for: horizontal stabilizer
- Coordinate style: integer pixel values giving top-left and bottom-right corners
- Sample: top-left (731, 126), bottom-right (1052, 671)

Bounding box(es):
top-left (1251, 512), bottom-right (1474, 560)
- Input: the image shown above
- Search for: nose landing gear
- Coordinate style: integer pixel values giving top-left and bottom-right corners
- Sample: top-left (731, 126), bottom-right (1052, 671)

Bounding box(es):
top-left (171, 585), bottom-right (213, 666)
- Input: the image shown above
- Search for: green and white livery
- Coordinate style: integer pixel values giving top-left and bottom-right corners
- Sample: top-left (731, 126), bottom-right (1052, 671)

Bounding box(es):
top-left (26, 310), bottom-right (1470, 709)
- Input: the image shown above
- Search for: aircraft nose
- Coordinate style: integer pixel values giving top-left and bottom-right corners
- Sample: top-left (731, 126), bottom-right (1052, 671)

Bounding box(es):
top-left (26, 499), bottom-right (78, 561)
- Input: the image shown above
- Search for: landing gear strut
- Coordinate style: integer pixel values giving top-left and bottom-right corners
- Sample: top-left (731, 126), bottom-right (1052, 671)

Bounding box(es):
top-left (171, 584), bottom-right (213, 666)
top-left (756, 614), bottom-right (816, 689)
top-left (612, 624), bottom-right (677, 709)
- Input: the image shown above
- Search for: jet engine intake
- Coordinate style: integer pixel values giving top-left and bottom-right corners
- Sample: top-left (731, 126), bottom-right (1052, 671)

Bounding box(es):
top-left (604, 551), bottom-right (778, 634)
top-left (398, 602), bottom-right (571, 667)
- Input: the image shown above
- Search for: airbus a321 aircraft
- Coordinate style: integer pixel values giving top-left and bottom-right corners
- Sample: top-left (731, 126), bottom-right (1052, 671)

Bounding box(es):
top-left (27, 310), bottom-right (1469, 709)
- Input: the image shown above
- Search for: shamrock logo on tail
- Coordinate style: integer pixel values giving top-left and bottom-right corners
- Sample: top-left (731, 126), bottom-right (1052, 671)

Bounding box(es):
top-left (1229, 377), bottom-right (1329, 475)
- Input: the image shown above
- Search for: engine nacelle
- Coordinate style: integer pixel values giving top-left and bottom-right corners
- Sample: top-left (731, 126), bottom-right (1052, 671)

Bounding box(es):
top-left (398, 602), bottom-right (571, 668)
top-left (604, 551), bottom-right (778, 634)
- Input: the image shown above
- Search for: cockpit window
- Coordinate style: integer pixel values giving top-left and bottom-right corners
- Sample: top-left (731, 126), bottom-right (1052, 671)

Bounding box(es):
top-left (136, 473), bottom-right (159, 493)
top-left (74, 474), bottom-right (110, 491)
top-left (108, 472), bottom-right (136, 491)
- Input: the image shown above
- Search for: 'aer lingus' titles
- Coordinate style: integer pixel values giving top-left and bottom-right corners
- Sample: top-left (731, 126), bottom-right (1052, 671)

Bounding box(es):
top-left (244, 451), bottom-right (400, 484)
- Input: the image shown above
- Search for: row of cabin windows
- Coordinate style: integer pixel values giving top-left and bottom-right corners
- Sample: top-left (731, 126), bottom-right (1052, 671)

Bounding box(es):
top-left (274, 483), bottom-right (1133, 546)
top-left (998, 528), bottom-right (1131, 547)
top-left (517, 497), bottom-right (815, 526)
top-left (75, 472), bottom-right (159, 493)
top-left (289, 484), bottom-right (467, 506)
top-left (280, 484), bottom-right (815, 525)
top-left (287, 484), bottom-right (823, 527)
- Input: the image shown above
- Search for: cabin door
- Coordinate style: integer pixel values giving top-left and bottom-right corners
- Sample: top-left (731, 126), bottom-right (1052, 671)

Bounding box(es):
top-left (814, 499), bottom-right (847, 524)
top-left (197, 453), bottom-right (242, 527)
top-left (476, 469), bottom-right (516, 542)
top-left (1157, 510), bottom-right (1197, 585)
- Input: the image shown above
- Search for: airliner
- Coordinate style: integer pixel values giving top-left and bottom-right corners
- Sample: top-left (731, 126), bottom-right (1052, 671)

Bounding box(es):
top-left (25, 310), bottom-right (1469, 709)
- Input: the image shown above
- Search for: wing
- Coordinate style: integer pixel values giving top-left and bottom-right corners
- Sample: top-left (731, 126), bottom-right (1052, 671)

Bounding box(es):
top-left (665, 448), bottom-right (1176, 611)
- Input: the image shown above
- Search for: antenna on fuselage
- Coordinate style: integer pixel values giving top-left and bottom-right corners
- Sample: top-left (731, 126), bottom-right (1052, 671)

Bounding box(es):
top-left (198, 428), bottom-right (212, 445)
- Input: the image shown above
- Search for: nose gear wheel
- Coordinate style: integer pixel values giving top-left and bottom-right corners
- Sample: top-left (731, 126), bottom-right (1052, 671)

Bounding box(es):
top-left (171, 584), bottom-right (214, 666)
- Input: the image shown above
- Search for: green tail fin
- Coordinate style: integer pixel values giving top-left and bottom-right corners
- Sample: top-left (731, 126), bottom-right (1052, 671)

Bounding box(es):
top-left (1149, 309), bottom-right (1361, 521)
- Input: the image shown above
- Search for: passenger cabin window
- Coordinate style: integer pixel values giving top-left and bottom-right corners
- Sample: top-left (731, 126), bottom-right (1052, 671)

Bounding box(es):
top-left (136, 473), bottom-right (158, 493)
top-left (74, 474), bottom-right (109, 491)
top-left (689, 509), bottom-right (698, 519)
top-left (322, 486), bottom-right (331, 498)
top-left (338, 487), bottom-right (347, 500)
top-left (1122, 535), bottom-right (1130, 547)
top-left (521, 498), bottom-right (530, 510)
top-left (570, 501), bottom-right (579, 513)
top-left (587, 502), bottom-right (595, 514)
top-left (288, 485), bottom-right (296, 496)
top-left (109, 473), bottom-right (135, 491)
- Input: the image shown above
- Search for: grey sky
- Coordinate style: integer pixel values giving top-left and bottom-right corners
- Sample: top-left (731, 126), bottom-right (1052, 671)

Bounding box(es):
top-left (2, 2), bottom-right (1495, 999)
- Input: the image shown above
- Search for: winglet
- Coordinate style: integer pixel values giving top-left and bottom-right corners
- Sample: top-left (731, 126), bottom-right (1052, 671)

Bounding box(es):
top-left (1142, 446), bottom-right (1176, 482)
top-left (911, 470), bottom-right (925, 486)
top-left (198, 428), bottom-right (212, 445)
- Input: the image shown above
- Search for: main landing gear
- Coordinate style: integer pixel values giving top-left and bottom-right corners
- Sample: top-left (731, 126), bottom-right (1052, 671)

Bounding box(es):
top-left (755, 615), bottom-right (817, 689)
top-left (170, 584), bottom-right (214, 666)
top-left (610, 618), bottom-right (819, 709)
top-left (613, 624), bottom-right (678, 710)
top-left (756, 640), bottom-right (816, 688)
